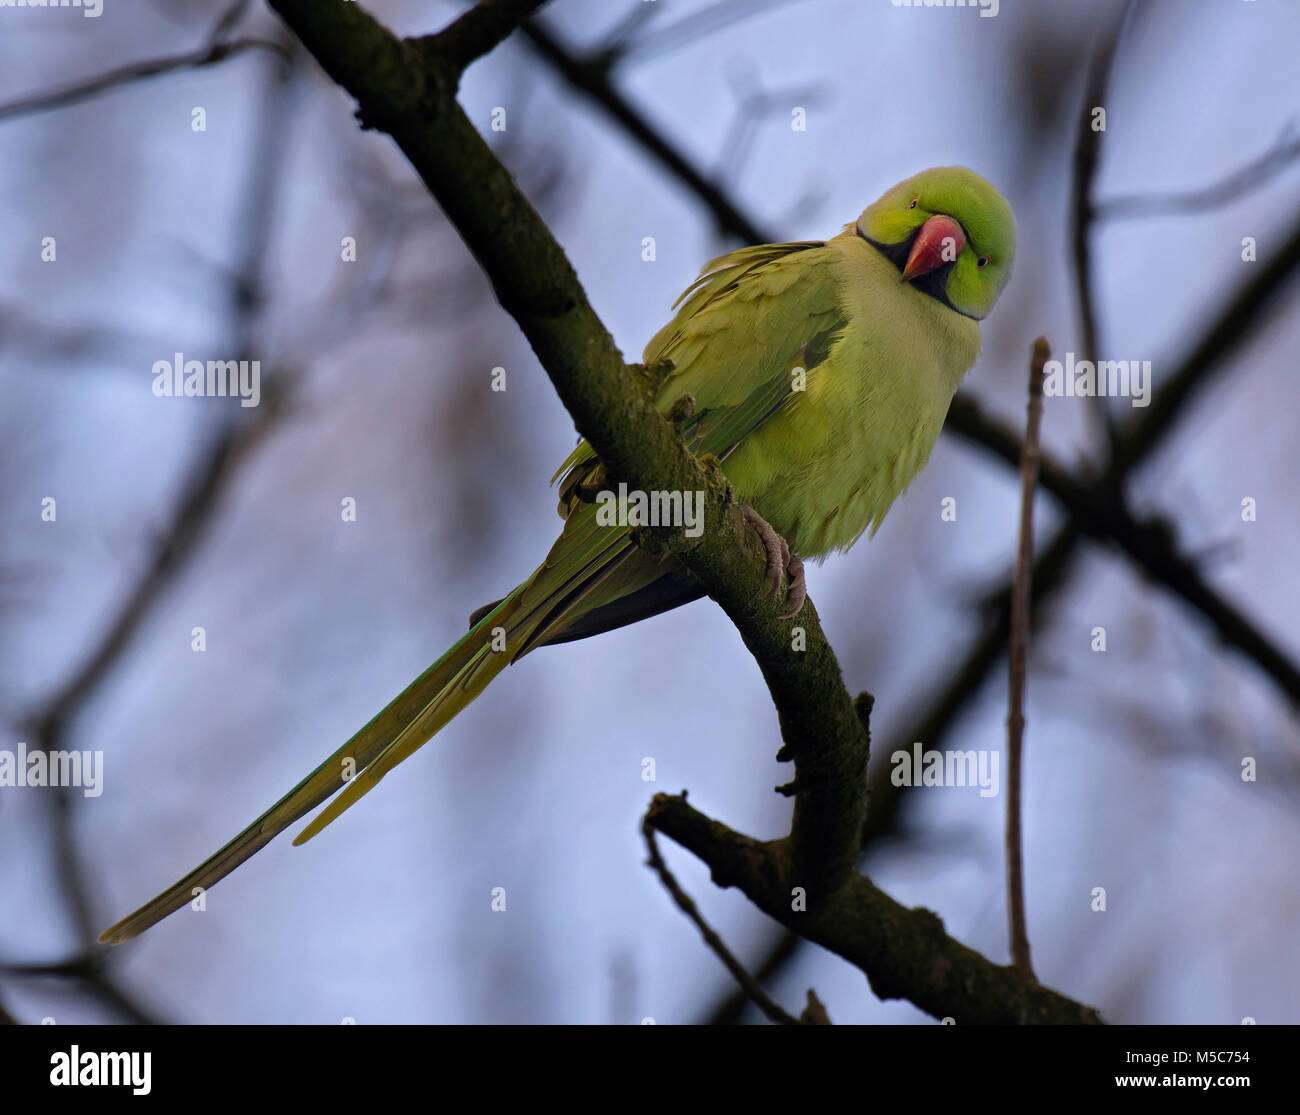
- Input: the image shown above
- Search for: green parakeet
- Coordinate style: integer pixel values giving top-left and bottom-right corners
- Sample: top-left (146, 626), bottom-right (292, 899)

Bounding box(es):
top-left (101, 165), bottom-right (1015, 944)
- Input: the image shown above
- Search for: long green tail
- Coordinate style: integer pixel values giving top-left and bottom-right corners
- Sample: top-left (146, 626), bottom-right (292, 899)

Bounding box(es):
top-left (99, 503), bottom-right (644, 944)
top-left (101, 235), bottom-right (841, 944)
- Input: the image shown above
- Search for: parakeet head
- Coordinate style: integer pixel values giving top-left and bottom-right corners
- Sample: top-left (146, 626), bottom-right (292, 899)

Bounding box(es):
top-left (854, 166), bottom-right (1016, 320)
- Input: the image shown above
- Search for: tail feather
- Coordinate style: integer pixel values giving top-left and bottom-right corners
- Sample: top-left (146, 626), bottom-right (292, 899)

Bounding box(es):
top-left (97, 589), bottom-right (527, 945)
top-left (295, 527), bottom-right (645, 844)
top-left (98, 504), bottom-right (655, 945)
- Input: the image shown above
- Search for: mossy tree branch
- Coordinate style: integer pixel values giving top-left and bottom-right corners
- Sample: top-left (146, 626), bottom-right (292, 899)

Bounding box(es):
top-left (647, 793), bottom-right (1102, 1025)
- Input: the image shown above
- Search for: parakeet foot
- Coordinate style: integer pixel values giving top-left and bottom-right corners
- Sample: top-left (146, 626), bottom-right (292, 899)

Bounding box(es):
top-left (782, 552), bottom-right (806, 620)
top-left (741, 505), bottom-right (806, 618)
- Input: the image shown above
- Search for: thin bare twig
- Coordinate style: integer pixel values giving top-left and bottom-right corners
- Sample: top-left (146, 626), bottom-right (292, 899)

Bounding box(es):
top-left (206, 0), bottom-right (256, 46)
top-left (515, 21), bottom-right (773, 244)
top-left (947, 390), bottom-right (1300, 708)
top-left (641, 809), bottom-right (807, 1026)
top-left (1006, 338), bottom-right (1049, 979)
top-left (621, 0), bottom-right (815, 64)
top-left (0, 955), bottom-right (155, 1025)
top-left (587, 2), bottom-right (660, 66)
top-left (716, 62), bottom-right (827, 187)
top-left (0, 39), bottom-right (287, 123)
top-left (432, 0), bottom-right (548, 74)
top-left (3, 33), bottom-right (297, 1025)
top-left (1095, 124), bottom-right (1300, 220)
top-left (800, 989), bottom-right (831, 1025)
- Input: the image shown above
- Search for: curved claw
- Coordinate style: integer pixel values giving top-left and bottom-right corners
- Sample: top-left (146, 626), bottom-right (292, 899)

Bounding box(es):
top-left (740, 505), bottom-right (806, 617)
top-left (778, 553), bottom-right (806, 619)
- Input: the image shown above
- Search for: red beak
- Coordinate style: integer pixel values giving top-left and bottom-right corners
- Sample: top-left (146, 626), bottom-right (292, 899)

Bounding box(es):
top-left (901, 214), bottom-right (965, 283)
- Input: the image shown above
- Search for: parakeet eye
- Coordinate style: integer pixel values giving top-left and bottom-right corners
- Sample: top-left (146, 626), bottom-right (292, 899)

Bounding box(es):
top-left (976, 255), bottom-right (991, 270)
top-left (907, 197), bottom-right (919, 210)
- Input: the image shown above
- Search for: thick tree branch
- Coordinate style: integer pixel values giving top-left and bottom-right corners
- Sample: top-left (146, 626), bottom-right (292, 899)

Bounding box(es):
top-left (647, 793), bottom-right (1102, 1026)
top-left (708, 532), bottom-right (1083, 1025)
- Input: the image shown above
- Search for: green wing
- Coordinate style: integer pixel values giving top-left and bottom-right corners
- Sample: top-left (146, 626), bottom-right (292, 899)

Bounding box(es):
top-left (544, 239), bottom-right (847, 639)
top-left (557, 240), bottom-right (846, 480)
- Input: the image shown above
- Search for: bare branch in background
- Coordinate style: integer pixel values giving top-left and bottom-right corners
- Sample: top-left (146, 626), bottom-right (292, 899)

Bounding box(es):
top-left (206, 0), bottom-right (255, 45)
top-left (0, 32), bottom-right (299, 1025)
top-left (0, 956), bottom-right (155, 1025)
top-left (1069, 0), bottom-right (1140, 455)
top-left (716, 59), bottom-right (827, 187)
top-left (642, 811), bottom-right (804, 1026)
top-left (1006, 337), bottom-right (1049, 979)
top-left (516, 20), bottom-right (774, 244)
top-left (586, 0), bottom-right (660, 66)
top-left (619, 0), bottom-right (815, 65)
top-left (1095, 123), bottom-right (1300, 220)
top-left (948, 337), bottom-right (1300, 710)
top-left (0, 39), bottom-right (287, 123)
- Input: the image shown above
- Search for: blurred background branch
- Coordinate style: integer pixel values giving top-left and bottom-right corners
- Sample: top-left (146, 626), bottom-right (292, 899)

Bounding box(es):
top-left (1, 22), bottom-right (299, 1023)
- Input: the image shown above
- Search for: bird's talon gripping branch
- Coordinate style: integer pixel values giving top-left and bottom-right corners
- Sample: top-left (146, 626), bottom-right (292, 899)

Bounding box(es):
top-left (741, 504), bottom-right (806, 617)
top-left (782, 552), bottom-right (807, 620)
